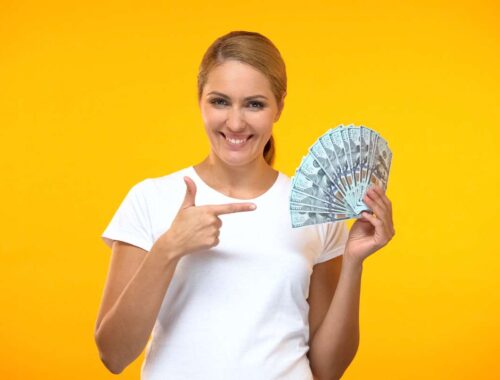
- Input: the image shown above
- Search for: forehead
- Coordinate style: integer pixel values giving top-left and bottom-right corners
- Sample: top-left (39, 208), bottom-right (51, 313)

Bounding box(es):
top-left (203, 60), bottom-right (273, 97)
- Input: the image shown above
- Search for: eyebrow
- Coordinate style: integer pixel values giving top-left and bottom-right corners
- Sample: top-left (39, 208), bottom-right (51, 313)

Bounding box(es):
top-left (206, 91), bottom-right (268, 101)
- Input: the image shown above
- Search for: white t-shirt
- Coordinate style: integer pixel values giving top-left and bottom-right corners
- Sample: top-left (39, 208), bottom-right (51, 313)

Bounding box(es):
top-left (101, 166), bottom-right (349, 380)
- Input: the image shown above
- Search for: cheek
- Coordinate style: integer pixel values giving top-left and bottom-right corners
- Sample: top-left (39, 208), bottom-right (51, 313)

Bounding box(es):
top-left (245, 109), bottom-right (275, 122)
top-left (247, 112), bottom-right (275, 134)
top-left (203, 109), bottom-right (226, 128)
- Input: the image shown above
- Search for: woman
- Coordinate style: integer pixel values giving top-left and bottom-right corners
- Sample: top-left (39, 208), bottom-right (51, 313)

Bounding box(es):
top-left (95, 31), bottom-right (395, 380)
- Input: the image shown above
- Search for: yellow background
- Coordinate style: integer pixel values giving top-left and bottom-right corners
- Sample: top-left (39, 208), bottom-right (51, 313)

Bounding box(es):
top-left (1, 0), bottom-right (499, 379)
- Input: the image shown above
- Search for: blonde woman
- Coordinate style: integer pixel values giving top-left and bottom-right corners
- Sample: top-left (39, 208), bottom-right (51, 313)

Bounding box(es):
top-left (95, 31), bottom-right (395, 380)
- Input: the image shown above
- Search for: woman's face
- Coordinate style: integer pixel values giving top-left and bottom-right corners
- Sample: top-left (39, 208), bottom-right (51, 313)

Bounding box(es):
top-left (199, 60), bottom-right (284, 168)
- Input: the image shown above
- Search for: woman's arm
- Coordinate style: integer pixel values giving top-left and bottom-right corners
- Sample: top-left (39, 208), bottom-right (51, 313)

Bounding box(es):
top-left (308, 255), bottom-right (362, 380)
top-left (95, 176), bottom-right (256, 374)
top-left (94, 241), bottom-right (181, 374)
top-left (309, 185), bottom-right (395, 380)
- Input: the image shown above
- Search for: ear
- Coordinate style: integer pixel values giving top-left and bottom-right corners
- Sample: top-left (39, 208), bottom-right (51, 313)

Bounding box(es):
top-left (274, 92), bottom-right (286, 122)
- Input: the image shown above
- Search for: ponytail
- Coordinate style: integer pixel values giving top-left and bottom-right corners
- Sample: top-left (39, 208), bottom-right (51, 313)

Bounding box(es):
top-left (263, 135), bottom-right (275, 166)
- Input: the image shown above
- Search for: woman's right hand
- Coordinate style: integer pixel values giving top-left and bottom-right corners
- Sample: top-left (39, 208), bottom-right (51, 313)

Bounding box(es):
top-left (155, 176), bottom-right (257, 260)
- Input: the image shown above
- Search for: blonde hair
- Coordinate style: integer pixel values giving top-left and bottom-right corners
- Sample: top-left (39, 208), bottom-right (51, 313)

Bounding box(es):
top-left (197, 31), bottom-right (287, 166)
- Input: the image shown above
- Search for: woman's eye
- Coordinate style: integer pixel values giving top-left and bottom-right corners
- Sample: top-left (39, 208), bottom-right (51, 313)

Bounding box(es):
top-left (209, 98), bottom-right (228, 106)
top-left (248, 101), bottom-right (265, 109)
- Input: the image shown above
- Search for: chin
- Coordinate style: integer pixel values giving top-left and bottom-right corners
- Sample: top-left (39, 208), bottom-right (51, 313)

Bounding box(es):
top-left (221, 158), bottom-right (255, 167)
top-left (216, 153), bottom-right (260, 168)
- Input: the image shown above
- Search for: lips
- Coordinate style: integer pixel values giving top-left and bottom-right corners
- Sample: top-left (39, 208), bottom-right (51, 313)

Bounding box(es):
top-left (219, 132), bottom-right (252, 146)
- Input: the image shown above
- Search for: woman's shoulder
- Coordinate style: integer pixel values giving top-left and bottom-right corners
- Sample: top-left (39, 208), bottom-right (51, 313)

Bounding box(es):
top-left (150, 165), bottom-right (191, 182)
top-left (278, 170), bottom-right (291, 181)
top-left (119, 166), bottom-right (192, 202)
top-left (275, 170), bottom-right (293, 190)
top-left (146, 165), bottom-right (193, 193)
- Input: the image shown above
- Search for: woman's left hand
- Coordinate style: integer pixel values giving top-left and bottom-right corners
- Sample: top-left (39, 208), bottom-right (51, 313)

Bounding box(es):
top-left (344, 185), bottom-right (395, 264)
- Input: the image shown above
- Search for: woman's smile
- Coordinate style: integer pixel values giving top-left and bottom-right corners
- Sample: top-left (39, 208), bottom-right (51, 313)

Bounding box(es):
top-left (219, 132), bottom-right (254, 150)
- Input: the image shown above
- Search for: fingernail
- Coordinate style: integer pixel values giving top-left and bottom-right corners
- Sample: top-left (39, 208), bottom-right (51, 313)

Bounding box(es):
top-left (250, 204), bottom-right (257, 210)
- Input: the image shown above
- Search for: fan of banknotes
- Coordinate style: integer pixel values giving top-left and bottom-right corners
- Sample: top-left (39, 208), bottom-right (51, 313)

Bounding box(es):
top-left (290, 124), bottom-right (392, 228)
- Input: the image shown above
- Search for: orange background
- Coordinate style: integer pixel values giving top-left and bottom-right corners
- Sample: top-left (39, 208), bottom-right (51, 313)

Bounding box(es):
top-left (1, 0), bottom-right (499, 379)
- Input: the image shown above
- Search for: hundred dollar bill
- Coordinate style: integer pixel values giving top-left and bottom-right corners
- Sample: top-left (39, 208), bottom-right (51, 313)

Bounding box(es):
top-left (340, 125), bottom-right (355, 192)
top-left (323, 127), bottom-right (352, 200)
top-left (359, 126), bottom-right (371, 208)
top-left (291, 169), bottom-right (346, 207)
top-left (297, 158), bottom-right (355, 215)
top-left (345, 125), bottom-right (360, 195)
top-left (369, 136), bottom-right (391, 191)
top-left (290, 187), bottom-right (346, 212)
top-left (317, 132), bottom-right (350, 197)
top-left (290, 199), bottom-right (349, 214)
top-left (290, 201), bottom-right (340, 212)
top-left (308, 141), bottom-right (350, 202)
top-left (355, 126), bottom-right (377, 213)
top-left (334, 127), bottom-right (357, 210)
top-left (363, 128), bottom-right (379, 192)
top-left (290, 210), bottom-right (351, 228)
top-left (347, 126), bottom-right (362, 203)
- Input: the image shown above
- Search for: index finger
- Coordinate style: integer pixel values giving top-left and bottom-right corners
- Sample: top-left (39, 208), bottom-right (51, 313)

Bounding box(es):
top-left (370, 185), bottom-right (392, 210)
top-left (206, 202), bottom-right (257, 215)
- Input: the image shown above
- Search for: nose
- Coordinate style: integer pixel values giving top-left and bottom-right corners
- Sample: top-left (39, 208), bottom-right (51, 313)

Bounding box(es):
top-left (226, 107), bottom-right (246, 132)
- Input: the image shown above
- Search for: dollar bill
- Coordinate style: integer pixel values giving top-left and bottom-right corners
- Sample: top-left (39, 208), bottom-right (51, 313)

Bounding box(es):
top-left (369, 137), bottom-right (391, 191)
top-left (290, 210), bottom-right (351, 228)
top-left (309, 140), bottom-right (349, 201)
top-left (290, 172), bottom-right (346, 209)
top-left (358, 126), bottom-right (371, 211)
top-left (318, 131), bottom-right (350, 197)
top-left (328, 127), bottom-right (355, 210)
top-left (347, 126), bottom-right (362, 203)
top-left (296, 154), bottom-right (356, 213)
top-left (290, 200), bottom-right (349, 214)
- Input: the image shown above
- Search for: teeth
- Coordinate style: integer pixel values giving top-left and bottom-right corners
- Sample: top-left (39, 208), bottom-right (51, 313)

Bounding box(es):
top-left (226, 137), bottom-right (247, 144)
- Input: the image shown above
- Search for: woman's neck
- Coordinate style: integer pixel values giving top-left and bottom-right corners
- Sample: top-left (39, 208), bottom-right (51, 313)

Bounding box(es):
top-left (193, 155), bottom-right (278, 199)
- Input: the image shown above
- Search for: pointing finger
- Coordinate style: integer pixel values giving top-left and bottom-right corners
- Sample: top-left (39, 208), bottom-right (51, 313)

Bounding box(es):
top-left (206, 202), bottom-right (257, 215)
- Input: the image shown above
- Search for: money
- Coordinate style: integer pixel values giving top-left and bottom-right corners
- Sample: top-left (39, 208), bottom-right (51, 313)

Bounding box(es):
top-left (290, 124), bottom-right (392, 227)
top-left (291, 210), bottom-right (351, 228)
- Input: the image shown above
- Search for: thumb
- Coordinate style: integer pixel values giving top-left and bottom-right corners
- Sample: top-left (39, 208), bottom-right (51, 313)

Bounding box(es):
top-left (181, 176), bottom-right (197, 208)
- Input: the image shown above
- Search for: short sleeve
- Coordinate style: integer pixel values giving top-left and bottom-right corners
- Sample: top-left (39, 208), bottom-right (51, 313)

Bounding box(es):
top-left (313, 220), bottom-right (349, 265)
top-left (101, 179), bottom-right (154, 252)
